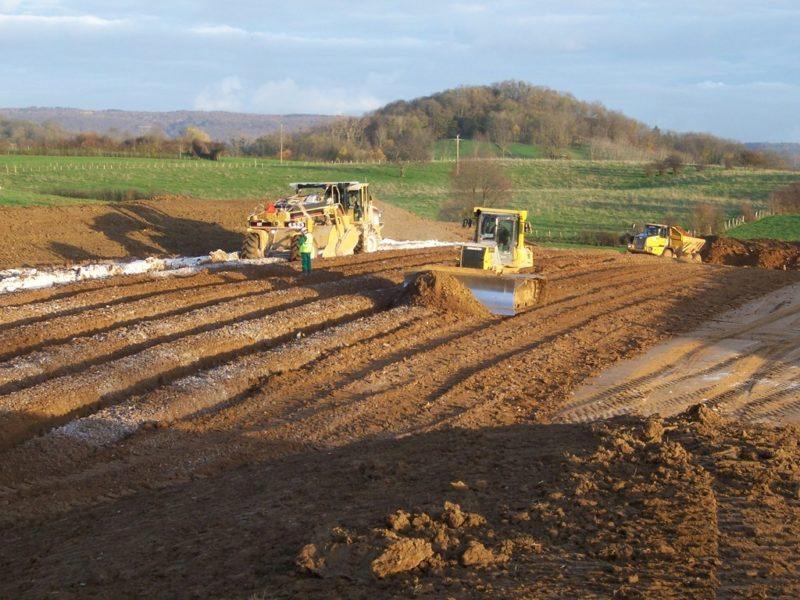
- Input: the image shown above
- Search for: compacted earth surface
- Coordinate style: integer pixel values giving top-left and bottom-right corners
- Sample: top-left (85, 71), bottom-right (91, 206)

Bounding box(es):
top-left (0, 196), bottom-right (464, 269)
top-left (1, 245), bottom-right (800, 598)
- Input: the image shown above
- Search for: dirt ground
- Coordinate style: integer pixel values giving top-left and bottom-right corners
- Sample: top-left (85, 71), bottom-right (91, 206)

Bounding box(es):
top-left (705, 236), bottom-right (800, 270)
top-left (0, 196), bottom-right (465, 269)
top-left (1, 246), bottom-right (800, 597)
top-left (558, 282), bottom-right (800, 425)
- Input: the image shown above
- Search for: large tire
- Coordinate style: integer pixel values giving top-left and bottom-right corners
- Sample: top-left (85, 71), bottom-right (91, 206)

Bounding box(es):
top-left (291, 236), bottom-right (314, 261)
top-left (363, 234), bottom-right (379, 253)
top-left (354, 231), bottom-right (378, 254)
top-left (241, 232), bottom-right (263, 259)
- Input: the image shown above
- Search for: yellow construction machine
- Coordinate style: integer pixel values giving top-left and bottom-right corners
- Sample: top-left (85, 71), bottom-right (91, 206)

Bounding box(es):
top-left (627, 223), bottom-right (705, 262)
top-left (407, 207), bottom-right (546, 315)
top-left (241, 182), bottom-right (382, 260)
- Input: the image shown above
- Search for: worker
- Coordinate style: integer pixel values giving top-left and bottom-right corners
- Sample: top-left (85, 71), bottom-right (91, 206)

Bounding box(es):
top-left (298, 228), bottom-right (313, 275)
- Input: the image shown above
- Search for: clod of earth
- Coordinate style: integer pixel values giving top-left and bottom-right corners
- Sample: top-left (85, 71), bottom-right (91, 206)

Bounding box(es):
top-left (397, 270), bottom-right (491, 318)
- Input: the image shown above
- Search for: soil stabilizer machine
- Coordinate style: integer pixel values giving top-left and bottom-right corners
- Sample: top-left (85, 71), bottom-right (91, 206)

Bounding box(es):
top-left (241, 182), bottom-right (383, 260)
top-left (407, 207), bottom-right (546, 316)
top-left (627, 223), bottom-right (705, 262)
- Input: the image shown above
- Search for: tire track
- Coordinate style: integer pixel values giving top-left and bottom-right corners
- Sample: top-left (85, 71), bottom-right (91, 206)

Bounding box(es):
top-left (556, 282), bottom-right (800, 424)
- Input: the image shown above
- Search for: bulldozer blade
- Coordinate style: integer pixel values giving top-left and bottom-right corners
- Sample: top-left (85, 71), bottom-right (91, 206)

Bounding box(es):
top-left (405, 266), bottom-right (547, 316)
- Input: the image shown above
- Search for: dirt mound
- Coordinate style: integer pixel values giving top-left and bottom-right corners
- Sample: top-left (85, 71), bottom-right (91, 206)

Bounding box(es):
top-left (296, 501), bottom-right (504, 581)
top-left (704, 236), bottom-right (800, 270)
top-left (0, 196), bottom-right (459, 269)
top-left (398, 270), bottom-right (491, 318)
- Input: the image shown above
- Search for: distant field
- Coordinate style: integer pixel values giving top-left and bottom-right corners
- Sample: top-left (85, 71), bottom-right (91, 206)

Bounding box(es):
top-left (727, 215), bottom-right (800, 242)
top-left (0, 154), bottom-right (797, 242)
top-left (433, 139), bottom-right (587, 160)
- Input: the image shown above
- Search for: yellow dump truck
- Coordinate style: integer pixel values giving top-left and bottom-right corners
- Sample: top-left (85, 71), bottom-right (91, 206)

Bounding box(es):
top-left (407, 207), bottom-right (546, 316)
top-left (627, 223), bottom-right (705, 262)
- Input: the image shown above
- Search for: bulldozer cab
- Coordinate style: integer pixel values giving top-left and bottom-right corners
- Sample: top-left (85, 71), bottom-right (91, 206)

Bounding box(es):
top-left (475, 209), bottom-right (525, 261)
top-left (291, 181), bottom-right (370, 216)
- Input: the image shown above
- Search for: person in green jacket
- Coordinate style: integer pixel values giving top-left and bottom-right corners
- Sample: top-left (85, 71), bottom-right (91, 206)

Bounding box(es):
top-left (298, 228), bottom-right (313, 274)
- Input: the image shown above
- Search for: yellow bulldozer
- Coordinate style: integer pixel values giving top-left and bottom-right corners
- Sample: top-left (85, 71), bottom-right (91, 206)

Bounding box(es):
top-left (627, 223), bottom-right (705, 262)
top-left (408, 207), bottom-right (546, 315)
top-left (241, 182), bottom-right (382, 260)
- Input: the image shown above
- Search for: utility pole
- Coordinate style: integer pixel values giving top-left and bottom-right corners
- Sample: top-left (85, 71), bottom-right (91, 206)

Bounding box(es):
top-left (280, 123), bottom-right (284, 165)
top-left (455, 134), bottom-right (461, 174)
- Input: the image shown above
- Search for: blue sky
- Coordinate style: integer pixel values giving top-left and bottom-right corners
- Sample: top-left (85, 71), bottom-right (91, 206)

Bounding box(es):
top-left (0, 0), bottom-right (798, 142)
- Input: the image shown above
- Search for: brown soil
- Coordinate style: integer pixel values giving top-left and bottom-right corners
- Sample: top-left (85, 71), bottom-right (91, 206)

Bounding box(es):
top-left (0, 196), bottom-right (461, 269)
top-left (704, 236), bottom-right (800, 270)
top-left (398, 270), bottom-right (491, 318)
top-left (0, 248), bottom-right (799, 597)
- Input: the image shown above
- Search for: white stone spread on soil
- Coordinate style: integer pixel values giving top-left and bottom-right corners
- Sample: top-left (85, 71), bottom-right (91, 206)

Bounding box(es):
top-left (48, 306), bottom-right (418, 446)
top-left (0, 241), bottom-right (449, 295)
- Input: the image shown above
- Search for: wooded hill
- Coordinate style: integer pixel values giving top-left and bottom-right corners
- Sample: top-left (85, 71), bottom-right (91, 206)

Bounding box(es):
top-left (244, 81), bottom-right (787, 168)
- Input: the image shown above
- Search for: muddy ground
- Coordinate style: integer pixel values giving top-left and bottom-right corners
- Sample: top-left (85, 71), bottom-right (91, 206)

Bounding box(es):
top-left (0, 196), bottom-right (465, 269)
top-left (1, 246), bottom-right (800, 597)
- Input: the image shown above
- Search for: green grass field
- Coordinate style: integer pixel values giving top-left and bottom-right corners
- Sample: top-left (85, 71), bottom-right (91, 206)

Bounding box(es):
top-left (433, 140), bottom-right (588, 160)
top-left (727, 215), bottom-right (800, 242)
top-left (0, 154), bottom-right (797, 243)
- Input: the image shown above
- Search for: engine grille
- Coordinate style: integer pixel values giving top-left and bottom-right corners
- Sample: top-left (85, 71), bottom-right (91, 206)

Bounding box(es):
top-left (461, 246), bottom-right (486, 269)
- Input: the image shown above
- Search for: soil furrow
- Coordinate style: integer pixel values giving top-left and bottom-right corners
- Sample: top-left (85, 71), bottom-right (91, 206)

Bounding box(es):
top-left (0, 288), bottom-right (397, 449)
top-left (0, 250), bottom-right (452, 361)
top-left (0, 275), bottom-right (395, 394)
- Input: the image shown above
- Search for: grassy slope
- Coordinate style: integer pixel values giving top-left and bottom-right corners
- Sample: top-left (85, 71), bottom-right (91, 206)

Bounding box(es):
top-left (0, 155), bottom-right (796, 242)
top-left (433, 140), bottom-right (587, 160)
top-left (727, 215), bottom-right (800, 242)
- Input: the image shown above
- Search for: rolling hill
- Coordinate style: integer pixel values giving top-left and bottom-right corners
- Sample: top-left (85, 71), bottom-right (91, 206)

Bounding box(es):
top-left (0, 107), bottom-right (338, 141)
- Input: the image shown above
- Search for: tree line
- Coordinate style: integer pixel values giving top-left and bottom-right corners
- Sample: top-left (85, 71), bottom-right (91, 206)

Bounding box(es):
top-left (0, 119), bottom-right (224, 160)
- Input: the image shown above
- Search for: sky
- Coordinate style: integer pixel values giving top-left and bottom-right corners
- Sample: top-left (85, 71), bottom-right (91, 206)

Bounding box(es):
top-left (0, 0), bottom-right (798, 142)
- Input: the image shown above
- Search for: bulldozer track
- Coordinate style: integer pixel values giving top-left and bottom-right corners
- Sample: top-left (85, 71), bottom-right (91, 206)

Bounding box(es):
top-left (556, 282), bottom-right (800, 425)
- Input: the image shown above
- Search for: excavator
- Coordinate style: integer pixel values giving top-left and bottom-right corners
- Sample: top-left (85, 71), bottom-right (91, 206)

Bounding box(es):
top-left (407, 207), bottom-right (546, 315)
top-left (241, 182), bottom-right (382, 260)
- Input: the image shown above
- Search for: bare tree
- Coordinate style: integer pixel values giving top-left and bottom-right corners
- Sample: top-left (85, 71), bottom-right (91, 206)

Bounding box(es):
top-left (439, 159), bottom-right (513, 221)
top-left (772, 182), bottom-right (800, 214)
top-left (690, 203), bottom-right (725, 235)
top-left (739, 200), bottom-right (755, 222)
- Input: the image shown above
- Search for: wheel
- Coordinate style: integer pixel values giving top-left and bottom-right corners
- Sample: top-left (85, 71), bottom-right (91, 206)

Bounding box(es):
top-left (291, 236), bottom-right (315, 261)
top-left (662, 248), bottom-right (675, 259)
top-left (241, 232), bottom-right (263, 259)
top-left (355, 231), bottom-right (379, 254)
top-left (363, 234), bottom-right (379, 253)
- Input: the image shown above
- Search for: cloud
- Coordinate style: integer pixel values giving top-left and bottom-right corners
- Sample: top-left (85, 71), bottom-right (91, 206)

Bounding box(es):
top-left (186, 23), bottom-right (445, 49)
top-left (189, 24), bottom-right (247, 36)
top-left (0, 13), bottom-right (124, 27)
top-left (193, 77), bottom-right (382, 114)
top-left (450, 3), bottom-right (488, 13)
top-left (194, 76), bottom-right (244, 112)
top-left (0, 0), bottom-right (21, 12)
top-left (252, 78), bottom-right (383, 115)
top-left (697, 80), bottom-right (727, 89)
